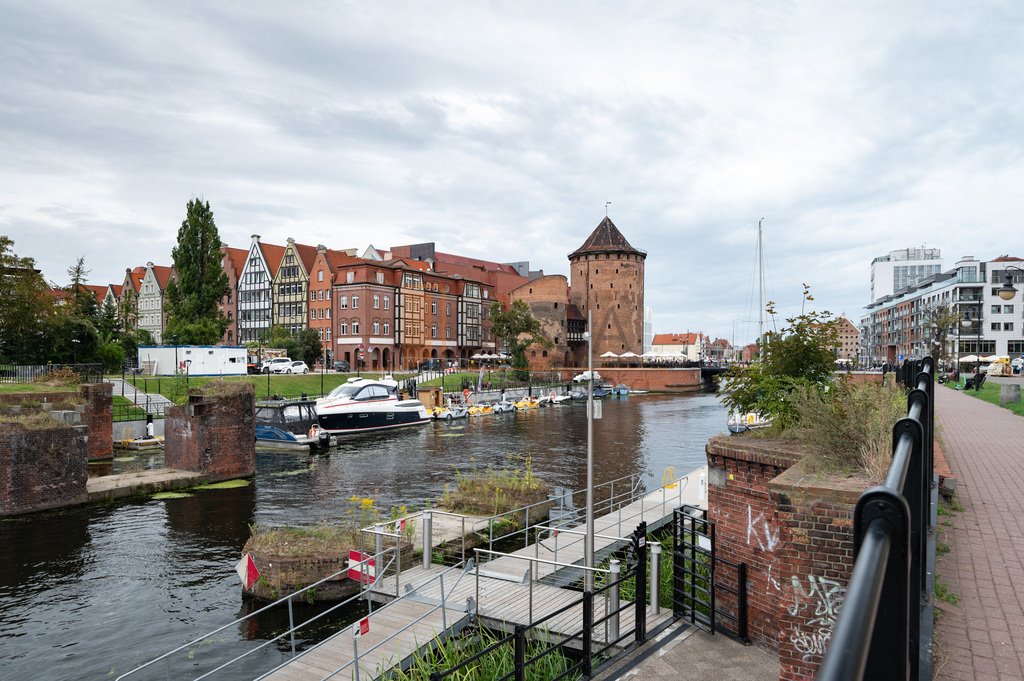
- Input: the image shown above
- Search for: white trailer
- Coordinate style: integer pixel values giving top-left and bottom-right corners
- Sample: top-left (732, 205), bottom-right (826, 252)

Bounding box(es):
top-left (137, 345), bottom-right (249, 376)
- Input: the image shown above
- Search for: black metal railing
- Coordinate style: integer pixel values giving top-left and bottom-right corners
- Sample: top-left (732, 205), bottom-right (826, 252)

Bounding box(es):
top-left (818, 357), bottom-right (935, 681)
top-left (0, 363), bottom-right (103, 385)
top-left (431, 523), bottom-right (649, 681)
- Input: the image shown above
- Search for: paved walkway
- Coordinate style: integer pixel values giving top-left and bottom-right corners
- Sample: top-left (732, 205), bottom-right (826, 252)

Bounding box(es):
top-left (105, 378), bottom-right (173, 414)
top-left (934, 382), bottom-right (1024, 680)
top-left (594, 624), bottom-right (777, 681)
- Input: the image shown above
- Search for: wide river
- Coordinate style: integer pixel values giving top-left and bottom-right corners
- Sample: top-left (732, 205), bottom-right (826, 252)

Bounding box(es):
top-left (0, 392), bottom-right (727, 680)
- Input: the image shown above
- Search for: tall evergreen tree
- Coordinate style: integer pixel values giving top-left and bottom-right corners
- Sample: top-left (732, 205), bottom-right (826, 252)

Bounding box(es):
top-left (165, 198), bottom-right (230, 344)
top-left (66, 256), bottom-right (98, 321)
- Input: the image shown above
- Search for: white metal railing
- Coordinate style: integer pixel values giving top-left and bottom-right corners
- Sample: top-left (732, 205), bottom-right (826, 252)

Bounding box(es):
top-left (115, 542), bottom-right (401, 681)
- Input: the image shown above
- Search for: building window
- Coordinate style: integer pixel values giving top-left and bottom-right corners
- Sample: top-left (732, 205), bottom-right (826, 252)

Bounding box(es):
top-left (373, 295), bottom-right (380, 309)
top-left (326, 309), bottom-right (331, 319)
top-left (352, 296), bottom-right (359, 309)
top-left (431, 324), bottom-right (437, 338)
top-left (352, 320), bottom-right (360, 334)
top-left (446, 325), bottom-right (451, 339)
top-left (992, 305), bottom-right (1002, 314)
top-left (373, 321), bottom-right (380, 334)
top-left (992, 322), bottom-right (1001, 331)
top-left (310, 290), bottom-right (315, 301)
top-left (326, 329), bottom-right (331, 341)
top-left (1006, 323), bottom-right (1015, 331)
top-left (347, 272), bottom-right (355, 283)
top-left (339, 321), bottom-right (348, 335)
top-left (384, 296), bottom-right (390, 310)
top-left (376, 272), bottom-right (384, 284)
top-left (318, 270), bottom-right (324, 282)
top-left (431, 301), bottom-right (437, 315)
top-left (383, 322), bottom-right (390, 335)
top-left (318, 290), bottom-right (324, 300)
top-left (446, 303), bottom-right (451, 315)
top-left (339, 296), bottom-right (348, 309)
top-left (1006, 305), bottom-right (1015, 314)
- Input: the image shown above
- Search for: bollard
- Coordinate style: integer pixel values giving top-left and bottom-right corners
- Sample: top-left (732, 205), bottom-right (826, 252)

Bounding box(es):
top-left (650, 543), bottom-right (662, 614)
top-left (423, 511), bottom-right (432, 570)
top-left (609, 559), bottom-right (620, 641)
top-left (374, 523), bottom-right (384, 583)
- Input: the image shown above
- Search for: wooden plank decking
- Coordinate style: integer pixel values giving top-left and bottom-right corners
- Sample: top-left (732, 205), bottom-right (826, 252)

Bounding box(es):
top-left (268, 467), bottom-right (705, 680)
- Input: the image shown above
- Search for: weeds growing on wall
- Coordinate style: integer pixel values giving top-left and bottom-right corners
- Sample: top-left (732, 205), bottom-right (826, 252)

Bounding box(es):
top-left (788, 379), bottom-right (907, 481)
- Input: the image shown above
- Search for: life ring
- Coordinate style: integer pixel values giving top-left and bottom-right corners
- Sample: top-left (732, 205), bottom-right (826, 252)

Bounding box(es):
top-left (308, 424), bottom-right (322, 438)
top-left (463, 388), bottom-right (470, 401)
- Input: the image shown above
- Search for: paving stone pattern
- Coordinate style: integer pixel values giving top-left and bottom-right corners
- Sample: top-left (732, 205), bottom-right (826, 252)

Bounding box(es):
top-left (934, 384), bottom-right (1024, 680)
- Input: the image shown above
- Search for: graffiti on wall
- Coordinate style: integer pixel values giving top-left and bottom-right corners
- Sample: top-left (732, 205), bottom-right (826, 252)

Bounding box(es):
top-left (787, 575), bottom-right (846, 661)
top-left (746, 504), bottom-right (779, 551)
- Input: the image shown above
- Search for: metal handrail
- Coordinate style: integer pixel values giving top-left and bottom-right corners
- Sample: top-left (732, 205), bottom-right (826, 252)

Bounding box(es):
top-left (817, 356), bottom-right (934, 681)
top-left (115, 543), bottom-right (400, 680)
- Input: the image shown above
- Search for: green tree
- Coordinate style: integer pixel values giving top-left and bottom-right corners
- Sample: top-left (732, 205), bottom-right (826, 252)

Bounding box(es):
top-left (0, 236), bottom-right (57, 363)
top-left (293, 328), bottom-right (324, 368)
top-left (721, 287), bottom-right (840, 427)
top-left (489, 300), bottom-right (552, 379)
top-left (66, 256), bottom-right (99, 321)
top-left (97, 342), bottom-right (126, 372)
top-left (165, 198), bottom-right (230, 344)
top-left (923, 303), bottom-right (961, 368)
top-left (97, 296), bottom-right (119, 341)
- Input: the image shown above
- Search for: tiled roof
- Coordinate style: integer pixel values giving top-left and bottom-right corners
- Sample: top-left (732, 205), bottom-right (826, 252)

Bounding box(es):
top-left (652, 333), bottom-right (703, 345)
top-left (569, 217), bottom-right (645, 258)
top-left (434, 250), bottom-right (520, 274)
top-left (125, 266), bottom-right (146, 293)
top-left (260, 243), bottom-right (286, 277)
top-left (151, 265), bottom-right (175, 289)
top-left (292, 242), bottom-right (320, 274)
top-left (223, 247), bottom-right (247, 276)
top-left (991, 256), bottom-right (1024, 262)
top-left (566, 304), bottom-right (585, 321)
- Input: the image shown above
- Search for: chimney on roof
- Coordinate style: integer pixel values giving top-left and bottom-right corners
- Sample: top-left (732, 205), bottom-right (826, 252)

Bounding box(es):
top-left (251, 234), bottom-right (261, 242)
top-left (317, 244), bottom-right (326, 253)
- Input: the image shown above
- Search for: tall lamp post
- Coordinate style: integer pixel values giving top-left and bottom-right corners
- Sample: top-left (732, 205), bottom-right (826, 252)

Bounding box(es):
top-left (584, 310), bottom-right (594, 592)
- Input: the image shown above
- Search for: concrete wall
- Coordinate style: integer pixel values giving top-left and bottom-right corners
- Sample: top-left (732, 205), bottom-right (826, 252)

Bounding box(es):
top-left (164, 384), bottom-right (255, 481)
top-left (707, 436), bottom-right (862, 681)
top-left (0, 421), bottom-right (88, 516)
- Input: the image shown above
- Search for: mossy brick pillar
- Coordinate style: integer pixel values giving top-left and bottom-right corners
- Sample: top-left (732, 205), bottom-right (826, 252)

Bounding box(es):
top-left (706, 436), bottom-right (801, 649)
top-left (769, 469), bottom-right (859, 681)
top-left (164, 383), bottom-right (255, 481)
top-left (0, 421), bottom-right (88, 516)
top-left (80, 382), bottom-right (113, 460)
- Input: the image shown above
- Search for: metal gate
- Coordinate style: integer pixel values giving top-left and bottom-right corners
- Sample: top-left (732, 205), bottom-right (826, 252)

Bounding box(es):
top-left (672, 505), bottom-right (749, 641)
top-left (673, 504), bottom-right (715, 633)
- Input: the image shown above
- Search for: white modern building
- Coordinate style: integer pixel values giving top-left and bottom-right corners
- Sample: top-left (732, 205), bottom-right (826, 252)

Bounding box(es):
top-left (870, 247), bottom-right (943, 303)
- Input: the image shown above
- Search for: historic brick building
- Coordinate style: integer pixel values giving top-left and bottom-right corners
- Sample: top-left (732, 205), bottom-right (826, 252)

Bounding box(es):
top-left (509, 275), bottom-right (575, 369)
top-left (568, 217), bottom-right (646, 363)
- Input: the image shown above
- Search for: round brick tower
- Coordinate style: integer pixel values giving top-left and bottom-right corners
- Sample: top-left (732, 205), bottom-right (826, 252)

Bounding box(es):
top-left (568, 217), bottom-right (646, 363)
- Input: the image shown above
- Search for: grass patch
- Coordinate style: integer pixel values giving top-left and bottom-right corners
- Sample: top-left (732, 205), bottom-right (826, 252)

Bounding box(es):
top-left (936, 541), bottom-right (950, 557)
top-left (439, 455), bottom-right (549, 516)
top-left (246, 523), bottom-right (353, 558)
top-left (957, 380), bottom-right (1024, 417)
top-left (192, 479), bottom-right (251, 490)
top-left (787, 380), bottom-right (907, 481)
top-left (112, 396), bottom-right (147, 421)
top-left (938, 497), bottom-right (964, 516)
top-left (0, 383), bottom-right (75, 394)
top-left (0, 412), bottom-right (68, 429)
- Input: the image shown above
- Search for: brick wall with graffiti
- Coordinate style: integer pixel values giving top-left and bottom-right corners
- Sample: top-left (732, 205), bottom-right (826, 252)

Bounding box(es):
top-left (706, 436), bottom-right (865, 681)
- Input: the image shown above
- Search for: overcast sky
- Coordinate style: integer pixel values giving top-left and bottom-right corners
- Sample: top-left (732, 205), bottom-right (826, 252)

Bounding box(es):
top-left (2, 1), bottom-right (1021, 345)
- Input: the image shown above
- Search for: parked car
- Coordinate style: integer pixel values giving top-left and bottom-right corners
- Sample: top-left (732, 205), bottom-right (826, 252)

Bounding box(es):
top-left (261, 357), bottom-right (291, 373)
top-left (273, 360), bottom-right (308, 374)
top-left (333, 359), bottom-right (350, 372)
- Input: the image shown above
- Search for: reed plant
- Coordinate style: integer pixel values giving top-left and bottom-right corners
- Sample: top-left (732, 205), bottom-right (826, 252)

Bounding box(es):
top-left (381, 626), bottom-right (576, 681)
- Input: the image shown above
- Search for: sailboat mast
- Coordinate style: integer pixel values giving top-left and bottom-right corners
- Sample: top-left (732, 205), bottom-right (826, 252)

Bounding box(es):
top-left (758, 218), bottom-right (765, 361)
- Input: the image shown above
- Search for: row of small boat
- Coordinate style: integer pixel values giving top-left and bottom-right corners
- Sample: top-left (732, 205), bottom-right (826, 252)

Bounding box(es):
top-left (429, 393), bottom-right (572, 420)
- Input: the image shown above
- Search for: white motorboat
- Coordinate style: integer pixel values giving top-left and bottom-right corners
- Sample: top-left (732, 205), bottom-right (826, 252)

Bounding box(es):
top-left (727, 410), bottom-right (772, 434)
top-left (316, 378), bottom-right (430, 435)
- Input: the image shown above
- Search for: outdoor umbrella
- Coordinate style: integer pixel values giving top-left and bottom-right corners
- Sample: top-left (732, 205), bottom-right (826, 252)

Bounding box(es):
top-left (959, 355), bottom-right (979, 363)
top-left (599, 351), bottom-right (619, 358)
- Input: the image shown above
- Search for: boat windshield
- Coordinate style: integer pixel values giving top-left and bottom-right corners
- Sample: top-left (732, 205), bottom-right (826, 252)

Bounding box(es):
top-left (326, 383), bottom-right (365, 399)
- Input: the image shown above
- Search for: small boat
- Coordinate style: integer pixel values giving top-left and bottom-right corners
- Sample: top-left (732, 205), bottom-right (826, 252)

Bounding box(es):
top-left (514, 396), bottom-right (540, 410)
top-left (468, 403), bottom-right (494, 417)
top-left (551, 393), bottom-right (572, 404)
top-left (115, 436), bottom-right (164, 451)
top-left (568, 389), bottom-right (588, 401)
top-left (592, 385), bottom-right (612, 399)
top-left (431, 405), bottom-right (469, 420)
top-left (611, 384), bottom-right (630, 396)
top-left (491, 400), bottom-right (516, 413)
top-left (316, 378), bottom-right (430, 435)
top-left (727, 410), bottom-right (772, 434)
top-left (256, 399), bottom-right (331, 450)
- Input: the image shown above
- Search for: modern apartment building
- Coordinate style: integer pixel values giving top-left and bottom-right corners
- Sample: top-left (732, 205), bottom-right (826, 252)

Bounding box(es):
top-left (861, 255), bottom-right (1024, 365)
top-left (869, 247), bottom-right (943, 303)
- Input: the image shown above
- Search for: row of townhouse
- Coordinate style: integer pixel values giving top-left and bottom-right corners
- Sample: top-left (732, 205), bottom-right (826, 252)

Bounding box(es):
top-left (860, 255), bottom-right (1024, 365)
top-left (90, 235), bottom-right (538, 371)
top-left (218, 235), bottom-right (516, 371)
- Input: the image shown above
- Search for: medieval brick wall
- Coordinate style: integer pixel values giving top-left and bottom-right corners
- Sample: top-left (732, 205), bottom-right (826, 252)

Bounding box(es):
top-left (80, 383), bottom-right (112, 460)
top-left (558, 367), bottom-right (703, 392)
top-left (707, 436), bottom-right (862, 681)
top-left (0, 421), bottom-right (88, 516)
top-left (164, 383), bottom-right (255, 481)
top-left (510, 275), bottom-right (571, 370)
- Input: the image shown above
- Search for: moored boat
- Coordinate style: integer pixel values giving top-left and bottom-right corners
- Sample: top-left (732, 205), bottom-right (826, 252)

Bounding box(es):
top-left (316, 378), bottom-right (430, 435)
top-left (431, 404), bottom-right (469, 420)
top-left (256, 399), bottom-right (331, 450)
top-left (727, 410), bottom-right (772, 434)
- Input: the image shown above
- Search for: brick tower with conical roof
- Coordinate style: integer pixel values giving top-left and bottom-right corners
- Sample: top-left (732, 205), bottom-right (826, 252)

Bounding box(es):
top-left (568, 217), bottom-right (646, 364)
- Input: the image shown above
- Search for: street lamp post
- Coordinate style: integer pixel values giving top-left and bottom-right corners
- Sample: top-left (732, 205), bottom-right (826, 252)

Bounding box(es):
top-left (584, 310), bottom-right (594, 592)
top-left (71, 338), bottom-right (80, 364)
